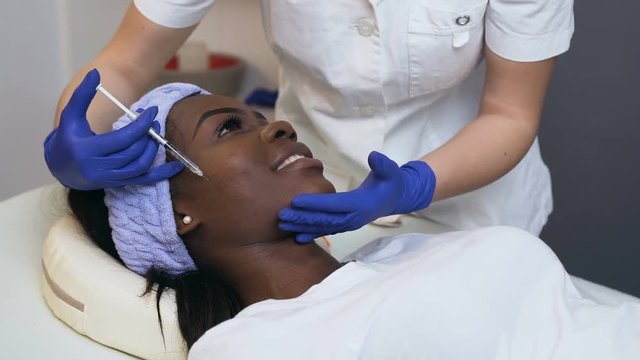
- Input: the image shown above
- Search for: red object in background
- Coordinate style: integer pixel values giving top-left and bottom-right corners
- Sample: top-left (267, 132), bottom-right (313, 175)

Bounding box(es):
top-left (164, 56), bottom-right (179, 70)
top-left (164, 54), bottom-right (240, 70)
top-left (208, 54), bottom-right (240, 69)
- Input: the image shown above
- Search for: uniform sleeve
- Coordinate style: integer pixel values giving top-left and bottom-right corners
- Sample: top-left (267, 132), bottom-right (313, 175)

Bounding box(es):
top-left (134, 0), bottom-right (216, 29)
top-left (485, 0), bottom-right (575, 62)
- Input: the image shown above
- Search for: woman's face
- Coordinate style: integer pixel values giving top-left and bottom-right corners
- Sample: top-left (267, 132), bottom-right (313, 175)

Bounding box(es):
top-left (166, 94), bottom-right (335, 255)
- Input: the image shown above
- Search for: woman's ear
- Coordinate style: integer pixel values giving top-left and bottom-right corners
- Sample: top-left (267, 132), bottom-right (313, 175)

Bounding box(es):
top-left (174, 211), bottom-right (201, 236)
top-left (170, 178), bottom-right (202, 236)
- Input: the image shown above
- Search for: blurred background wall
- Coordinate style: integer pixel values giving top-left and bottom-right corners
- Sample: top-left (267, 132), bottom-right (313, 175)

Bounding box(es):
top-left (0, 1), bottom-right (637, 294)
top-left (538, 1), bottom-right (640, 296)
top-left (0, 1), bottom-right (66, 200)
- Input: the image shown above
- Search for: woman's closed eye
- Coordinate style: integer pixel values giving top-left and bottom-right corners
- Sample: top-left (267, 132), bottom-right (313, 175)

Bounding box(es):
top-left (218, 115), bottom-right (243, 137)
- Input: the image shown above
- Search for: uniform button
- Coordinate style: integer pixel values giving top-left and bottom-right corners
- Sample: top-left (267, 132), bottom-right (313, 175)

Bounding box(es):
top-left (357, 19), bottom-right (375, 37)
top-left (455, 15), bottom-right (471, 26)
top-left (359, 105), bottom-right (376, 117)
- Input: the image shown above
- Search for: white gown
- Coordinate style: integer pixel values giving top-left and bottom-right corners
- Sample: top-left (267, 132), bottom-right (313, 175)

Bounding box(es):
top-left (189, 227), bottom-right (640, 359)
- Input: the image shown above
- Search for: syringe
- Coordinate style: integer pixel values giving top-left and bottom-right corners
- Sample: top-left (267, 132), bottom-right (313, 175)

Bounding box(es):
top-left (96, 84), bottom-right (208, 180)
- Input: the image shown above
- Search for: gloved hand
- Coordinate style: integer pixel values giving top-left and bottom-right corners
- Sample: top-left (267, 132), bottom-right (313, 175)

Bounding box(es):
top-left (44, 69), bottom-right (184, 190)
top-left (278, 151), bottom-right (436, 243)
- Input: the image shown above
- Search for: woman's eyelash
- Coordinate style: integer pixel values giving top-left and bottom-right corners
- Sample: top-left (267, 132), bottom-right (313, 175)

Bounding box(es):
top-left (218, 115), bottom-right (243, 137)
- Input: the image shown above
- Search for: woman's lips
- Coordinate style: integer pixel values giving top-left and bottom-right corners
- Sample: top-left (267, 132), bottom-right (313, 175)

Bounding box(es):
top-left (272, 142), bottom-right (319, 171)
top-left (277, 154), bottom-right (306, 171)
top-left (276, 156), bottom-right (324, 172)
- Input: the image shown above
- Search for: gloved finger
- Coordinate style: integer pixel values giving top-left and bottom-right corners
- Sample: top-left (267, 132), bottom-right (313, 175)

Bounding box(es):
top-left (106, 161), bottom-right (184, 187)
top-left (295, 233), bottom-right (323, 244)
top-left (141, 161), bottom-right (185, 183)
top-left (290, 191), bottom-right (362, 212)
top-left (105, 134), bottom-right (161, 180)
top-left (95, 136), bottom-right (153, 170)
top-left (367, 151), bottom-right (399, 179)
top-left (279, 221), bottom-right (343, 235)
top-left (151, 120), bottom-right (160, 133)
top-left (91, 106), bottom-right (158, 154)
top-left (43, 128), bottom-right (58, 151)
top-left (59, 69), bottom-right (100, 132)
top-left (278, 207), bottom-right (352, 226)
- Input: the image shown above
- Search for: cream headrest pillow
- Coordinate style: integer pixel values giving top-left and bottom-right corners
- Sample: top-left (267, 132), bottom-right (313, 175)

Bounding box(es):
top-left (42, 214), bottom-right (187, 360)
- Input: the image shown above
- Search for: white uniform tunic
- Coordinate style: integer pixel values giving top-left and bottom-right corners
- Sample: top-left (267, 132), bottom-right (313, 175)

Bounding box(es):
top-left (188, 227), bottom-right (640, 360)
top-left (135, 0), bottom-right (575, 235)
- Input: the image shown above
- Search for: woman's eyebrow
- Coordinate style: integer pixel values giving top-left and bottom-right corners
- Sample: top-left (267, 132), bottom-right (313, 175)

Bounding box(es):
top-left (193, 107), bottom-right (244, 138)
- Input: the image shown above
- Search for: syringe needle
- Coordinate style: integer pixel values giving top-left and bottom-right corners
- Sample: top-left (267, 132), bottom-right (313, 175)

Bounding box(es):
top-left (95, 83), bottom-right (208, 180)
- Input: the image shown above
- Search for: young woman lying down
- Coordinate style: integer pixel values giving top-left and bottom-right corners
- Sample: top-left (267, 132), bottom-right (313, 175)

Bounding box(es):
top-left (66, 75), bottom-right (640, 360)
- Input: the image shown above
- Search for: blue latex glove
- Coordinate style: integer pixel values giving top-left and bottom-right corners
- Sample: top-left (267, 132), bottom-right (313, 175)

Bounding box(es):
top-left (279, 151), bottom-right (436, 243)
top-left (44, 69), bottom-right (184, 190)
top-left (244, 88), bottom-right (278, 108)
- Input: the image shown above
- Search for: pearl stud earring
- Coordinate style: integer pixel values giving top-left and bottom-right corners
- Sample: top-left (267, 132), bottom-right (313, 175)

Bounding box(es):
top-left (182, 216), bottom-right (192, 225)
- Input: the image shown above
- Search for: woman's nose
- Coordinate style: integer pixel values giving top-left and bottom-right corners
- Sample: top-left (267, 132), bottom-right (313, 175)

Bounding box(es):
top-left (260, 120), bottom-right (297, 143)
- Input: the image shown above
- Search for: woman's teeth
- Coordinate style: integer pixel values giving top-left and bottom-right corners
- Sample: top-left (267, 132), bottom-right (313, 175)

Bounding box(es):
top-left (277, 154), bottom-right (306, 171)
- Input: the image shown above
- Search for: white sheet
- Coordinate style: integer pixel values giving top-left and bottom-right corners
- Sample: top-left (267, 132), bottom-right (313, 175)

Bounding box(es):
top-left (192, 228), bottom-right (640, 359)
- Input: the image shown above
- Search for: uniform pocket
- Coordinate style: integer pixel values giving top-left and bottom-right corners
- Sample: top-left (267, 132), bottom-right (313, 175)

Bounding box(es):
top-left (408, 1), bottom-right (488, 97)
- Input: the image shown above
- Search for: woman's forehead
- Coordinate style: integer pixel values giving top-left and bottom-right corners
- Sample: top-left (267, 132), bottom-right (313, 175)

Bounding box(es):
top-left (173, 94), bottom-right (241, 117)
top-left (170, 95), bottom-right (243, 128)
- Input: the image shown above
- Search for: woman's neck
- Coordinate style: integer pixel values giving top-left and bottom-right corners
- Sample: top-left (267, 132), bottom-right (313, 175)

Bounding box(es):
top-left (211, 239), bottom-right (342, 306)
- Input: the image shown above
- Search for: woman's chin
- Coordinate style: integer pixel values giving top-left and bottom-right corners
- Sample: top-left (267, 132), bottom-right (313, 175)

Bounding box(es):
top-left (306, 177), bottom-right (336, 195)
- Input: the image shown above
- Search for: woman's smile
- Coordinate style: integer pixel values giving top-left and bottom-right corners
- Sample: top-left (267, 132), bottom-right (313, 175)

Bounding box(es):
top-left (277, 157), bottom-right (323, 173)
top-left (272, 142), bottom-right (323, 172)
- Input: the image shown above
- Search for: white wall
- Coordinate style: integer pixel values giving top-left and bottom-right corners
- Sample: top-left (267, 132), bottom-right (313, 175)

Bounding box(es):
top-left (63, 0), bottom-right (280, 87)
top-left (0, 1), bottom-right (66, 200)
top-left (0, 0), bottom-right (278, 201)
top-left (191, 0), bottom-right (279, 96)
top-left (65, 0), bottom-right (130, 73)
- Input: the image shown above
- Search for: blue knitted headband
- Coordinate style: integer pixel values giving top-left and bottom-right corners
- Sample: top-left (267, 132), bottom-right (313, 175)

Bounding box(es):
top-left (104, 83), bottom-right (210, 276)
